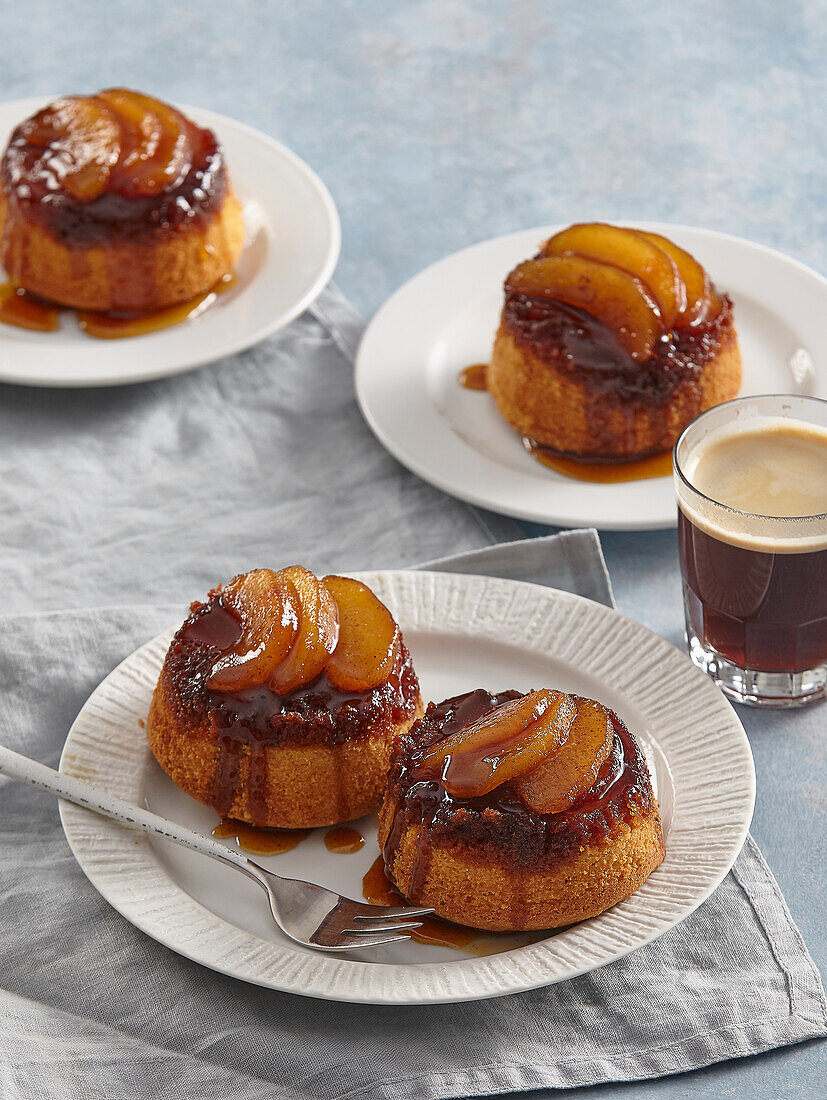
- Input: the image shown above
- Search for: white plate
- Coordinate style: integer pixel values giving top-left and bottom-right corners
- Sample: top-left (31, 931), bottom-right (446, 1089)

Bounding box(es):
top-left (356, 223), bottom-right (827, 530)
top-left (0, 97), bottom-right (341, 387)
top-left (58, 571), bottom-right (754, 1004)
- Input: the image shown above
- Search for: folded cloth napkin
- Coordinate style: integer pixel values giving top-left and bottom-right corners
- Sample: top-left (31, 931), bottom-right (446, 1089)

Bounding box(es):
top-left (0, 287), bottom-right (824, 1099)
top-left (0, 535), bottom-right (824, 1100)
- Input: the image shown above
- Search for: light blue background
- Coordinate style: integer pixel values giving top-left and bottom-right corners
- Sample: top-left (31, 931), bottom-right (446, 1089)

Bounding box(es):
top-left (2, 1), bottom-right (824, 1096)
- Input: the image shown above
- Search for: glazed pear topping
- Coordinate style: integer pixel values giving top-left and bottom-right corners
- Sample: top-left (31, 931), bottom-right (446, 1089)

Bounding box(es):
top-left (421, 691), bottom-right (616, 811)
top-left (207, 569), bottom-right (300, 691)
top-left (506, 222), bottom-right (722, 359)
top-left (267, 566), bottom-right (340, 694)
top-left (512, 698), bottom-right (614, 814)
top-left (543, 223), bottom-right (686, 329)
top-left (205, 567), bottom-right (400, 696)
top-left (20, 96), bottom-right (122, 202)
top-left (635, 229), bottom-right (722, 323)
top-left (323, 575), bottom-right (400, 691)
top-left (421, 690), bottom-right (577, 799)
top-left (99, 88), bottom-right (190, 196)
top-left (506, 254), bottom-right (663, 361)
top-left (18, 88), bottom-right (196, 202)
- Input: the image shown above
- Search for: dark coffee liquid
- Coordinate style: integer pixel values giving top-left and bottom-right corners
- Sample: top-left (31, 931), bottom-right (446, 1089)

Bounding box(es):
top-left (678, 508), bottom-right (827, 672)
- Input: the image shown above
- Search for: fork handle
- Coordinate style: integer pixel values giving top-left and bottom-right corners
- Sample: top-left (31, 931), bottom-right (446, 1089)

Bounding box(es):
top-left (0, 742), bottom-right (254, 874)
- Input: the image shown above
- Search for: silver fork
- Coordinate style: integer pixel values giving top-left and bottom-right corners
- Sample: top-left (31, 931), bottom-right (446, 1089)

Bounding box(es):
top-left (0, 743), bottom-right (433, 951)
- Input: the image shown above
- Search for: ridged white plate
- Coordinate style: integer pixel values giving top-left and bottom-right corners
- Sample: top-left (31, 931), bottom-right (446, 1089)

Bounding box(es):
top-left (356, 223), bottom-right (827, 530)
top-left (0, 96), bottom-right (340, 387)
top-left (59, 571), bottom-right (754, 1004)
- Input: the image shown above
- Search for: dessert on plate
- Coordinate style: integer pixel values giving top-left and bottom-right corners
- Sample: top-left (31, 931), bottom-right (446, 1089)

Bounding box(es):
top-left (0, 88), bottom-right (244, 312)
top-left (147, 567), bottom-right (423, 828)
top-left (379, 687), bottom-right (665, 930)
top-left (487, 222), bottom-right (741, 462)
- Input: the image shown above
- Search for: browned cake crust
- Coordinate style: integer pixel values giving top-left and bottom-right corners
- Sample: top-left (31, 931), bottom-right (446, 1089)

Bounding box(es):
top-left (488, 294), bottom-right (741, 459)
top-left (147, 596), bottom-right (423, 828)
top-left (0, 101), bottom-right (244, 311)
top-left (379, 689), bottom-right (665, 930)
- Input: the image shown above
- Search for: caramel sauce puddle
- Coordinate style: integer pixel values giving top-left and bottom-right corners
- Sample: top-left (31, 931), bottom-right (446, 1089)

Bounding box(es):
top-left (0, 284), bottom-right (60, 332)
top-left (525, 440), bottom-right (673, 482)
top-left (324, 826), bottom-right (365, 854)
top-left (458, 363), bottom-right (488, 390)
top-left (212, 818), bottom-right (311, 855)
top-left (0, 273), bottom-right (235, 339)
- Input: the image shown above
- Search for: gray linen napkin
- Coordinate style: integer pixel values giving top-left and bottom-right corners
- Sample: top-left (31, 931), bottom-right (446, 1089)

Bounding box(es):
top-left (0, 286), bottom-right (825, 1098)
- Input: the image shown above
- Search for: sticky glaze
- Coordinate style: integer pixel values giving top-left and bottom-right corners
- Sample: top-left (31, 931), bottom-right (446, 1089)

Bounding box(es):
top-left (162, 591), bottom-right (420, 821)
top-left (1, 98), bottom-right (227, 247)
top-left (502, 293), bottom-right (733, 406)
top-left (383, 688), bottom-right (653, 906)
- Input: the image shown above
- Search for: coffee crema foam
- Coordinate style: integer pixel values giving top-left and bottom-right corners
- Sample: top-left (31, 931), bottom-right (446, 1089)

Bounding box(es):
top-left (678, 416), bottom-right (827, 554)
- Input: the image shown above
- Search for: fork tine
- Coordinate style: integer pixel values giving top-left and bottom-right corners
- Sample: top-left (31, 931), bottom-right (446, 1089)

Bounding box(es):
top-left (343, 920), bottom-right (423, 935)
top-left (339, 932), bottom-right (414, 949)
top-left (350, 906), bottom-right (434, 920)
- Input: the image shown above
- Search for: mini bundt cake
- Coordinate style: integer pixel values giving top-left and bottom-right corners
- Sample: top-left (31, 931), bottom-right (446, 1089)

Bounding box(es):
top-left (0, 88), bottom-right (244, 312)
top-left (148, 567), bottom-right (423, 828)
top-left (379, 687), bottom-right (665, 930)
top-left (487, 223), bottom-right (741, 462)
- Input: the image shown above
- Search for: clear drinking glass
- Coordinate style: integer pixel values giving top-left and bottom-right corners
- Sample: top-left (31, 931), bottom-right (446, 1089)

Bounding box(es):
top-left (674, 394), bottom-right (827, 707)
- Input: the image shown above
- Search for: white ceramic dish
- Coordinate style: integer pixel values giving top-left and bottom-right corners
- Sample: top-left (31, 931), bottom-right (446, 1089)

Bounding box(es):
top-left (0, 96), bottom-right (340, 387)
top-left (59, 570), bottom-right (754, 1004)
top-left (356, 223), bottom-right (826, 530)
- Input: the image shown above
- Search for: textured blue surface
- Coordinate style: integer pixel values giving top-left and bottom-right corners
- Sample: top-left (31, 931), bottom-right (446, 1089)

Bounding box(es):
top-left (2, 1), bottom-right (825, 1095)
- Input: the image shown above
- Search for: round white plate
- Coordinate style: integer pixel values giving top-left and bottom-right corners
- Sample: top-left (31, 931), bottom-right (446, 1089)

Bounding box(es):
top-left (59, 571), bottom-right (754, 1004)
top-left (356, 223), bottom-right (827, 530)
top-left (0, 97), bottom-right (341, 387)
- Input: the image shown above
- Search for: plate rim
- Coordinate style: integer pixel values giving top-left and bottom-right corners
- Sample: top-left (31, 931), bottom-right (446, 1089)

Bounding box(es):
top-left (0, 95), bottom-right (342, 388)
top-left (355, 221), bottom-right (827, 531)
top-left (58, 569), bottom-right (755, 1005)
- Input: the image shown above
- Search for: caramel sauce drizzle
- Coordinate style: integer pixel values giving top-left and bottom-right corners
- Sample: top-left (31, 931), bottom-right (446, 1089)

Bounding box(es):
top-left (0, 273), bottom-right (235, 339)
top-left (324, 826), bottom-right (365, 854)
top-left (212, 817), bottom-right (311, 855)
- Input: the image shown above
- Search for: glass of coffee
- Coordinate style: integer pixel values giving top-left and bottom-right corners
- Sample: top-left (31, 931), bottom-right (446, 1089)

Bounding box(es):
top-left (674, 394), bottom-right (827, 707)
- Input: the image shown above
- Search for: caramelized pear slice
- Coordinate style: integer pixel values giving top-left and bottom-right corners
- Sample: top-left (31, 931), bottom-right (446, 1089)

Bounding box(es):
top-left (513, 698), bottom-right (614, 814)
top-left (208, 569), bottom-right (300, 692)
top-left (506, 255), bottom-right (663, 361)
top-left (634, 230), bottom-right (721, 323)
top-left (422, 690), bottom-right (577, 800)
top-left (268, 566), bottom-right (340, 694)
top-left (23, 96), bottom-right (121, 202)
top-left (99, 88), bottom-right (190, 196)
top-left (543, 222), bottom-right (685, 329)
top-left (322, 575), bottom-right (400, 692)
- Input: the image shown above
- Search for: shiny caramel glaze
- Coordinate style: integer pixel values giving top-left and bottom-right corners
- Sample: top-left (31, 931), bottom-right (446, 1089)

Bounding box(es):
top-left (0, 282), bottom-right (60, 331)
top-left (362, 855), bottom-right (543, 954)
top-left (383, 688), bottom-right (654, 878)
top-left (1, 92), bottom-right (228, 247)
top-left (166, 592), bottom-right (421, 750)
top-left (213, 817), bottom-right (310, 854)
top-left (525, 440), bottom-right (673, 482)
top-left (503, 293), bottom-right (735, 406)
top-left (459, 363), bottom-right (488, 390)
top-left (324, 826), bottom-right (365, 853)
